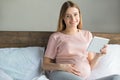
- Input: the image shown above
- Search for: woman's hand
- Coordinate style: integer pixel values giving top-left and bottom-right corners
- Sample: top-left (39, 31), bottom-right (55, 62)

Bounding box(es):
top-left (43, 57), bottom-right (80, 76)
top-left (59, 64), bottom-right (81, 76)
top-left (88, 45), bottom-right (108, 69)
top-left (96, 45), bottom-right (108, 57)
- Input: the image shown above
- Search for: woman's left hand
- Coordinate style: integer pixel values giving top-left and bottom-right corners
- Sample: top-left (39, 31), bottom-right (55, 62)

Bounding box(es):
top-left (96, 45), bottom-right (108, 57)
top-left (89, 45), bottom-right (108, 69)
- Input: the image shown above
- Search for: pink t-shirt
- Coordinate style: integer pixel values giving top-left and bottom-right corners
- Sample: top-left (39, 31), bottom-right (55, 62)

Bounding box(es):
top-left (44, 30), bottom-right (93, 79)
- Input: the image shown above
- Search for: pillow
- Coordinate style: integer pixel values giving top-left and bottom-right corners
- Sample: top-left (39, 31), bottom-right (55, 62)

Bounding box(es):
top-left (0, 69), bottom-right (13, 80)
top-left (88, 44), bottom-right (120, 80)
top-left (0, 47), bottom-right (45, 80)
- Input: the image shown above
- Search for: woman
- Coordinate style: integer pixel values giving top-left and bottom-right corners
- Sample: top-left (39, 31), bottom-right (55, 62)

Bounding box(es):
top-left (42, 1), bottom-right (107, 80)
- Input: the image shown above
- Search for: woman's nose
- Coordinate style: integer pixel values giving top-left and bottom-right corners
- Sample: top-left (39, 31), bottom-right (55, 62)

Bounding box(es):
top-left (71, 16), bottom-right (75, 21)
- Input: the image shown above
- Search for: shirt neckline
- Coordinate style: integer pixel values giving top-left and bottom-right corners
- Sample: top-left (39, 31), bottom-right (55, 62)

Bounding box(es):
top-left (59, 29), bottom-right (81, 36)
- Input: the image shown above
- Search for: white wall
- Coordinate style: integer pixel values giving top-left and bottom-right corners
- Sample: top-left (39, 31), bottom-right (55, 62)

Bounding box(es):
top-left (0, 0), bottom-right (120, 33)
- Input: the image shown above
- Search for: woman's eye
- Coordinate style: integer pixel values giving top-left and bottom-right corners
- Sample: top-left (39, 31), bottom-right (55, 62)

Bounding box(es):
top-left (66, 15), bottom-right (70, 18)
top-left (74, 13), bottom-right (77, 16)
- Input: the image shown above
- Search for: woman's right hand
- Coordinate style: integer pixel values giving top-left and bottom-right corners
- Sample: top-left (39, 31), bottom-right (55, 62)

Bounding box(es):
top-left (43, 57), bottom-right (81, 76)
top-left (59, 64), bottom-right (81, 76)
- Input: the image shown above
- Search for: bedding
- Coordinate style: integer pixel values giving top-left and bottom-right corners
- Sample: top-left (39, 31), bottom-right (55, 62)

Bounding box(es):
top-left (0, 69), bottom-right (13, 80)
top-left (88, 44), bottom-right (120, 80)
top-left (32, 75), bottom-right (49, 80)
top-left (0, 45), bottom-right (120, 80)
top-left (0, 47), bottom-right (44, 80)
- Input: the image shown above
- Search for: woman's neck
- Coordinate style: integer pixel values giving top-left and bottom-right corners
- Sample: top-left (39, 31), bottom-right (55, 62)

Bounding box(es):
top-left (62, 28), bottom-right (79, 35)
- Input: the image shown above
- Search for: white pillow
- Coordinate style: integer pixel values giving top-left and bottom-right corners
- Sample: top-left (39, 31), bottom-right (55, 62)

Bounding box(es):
top-left (88, 44), bottom-right (120, 80)
top-left (0, 47), bottom-right (45, 80)
top-left (0, 69), bottom-right (13, 80)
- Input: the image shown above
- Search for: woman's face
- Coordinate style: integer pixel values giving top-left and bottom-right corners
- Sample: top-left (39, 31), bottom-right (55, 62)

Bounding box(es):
top-left (63, 7), bottom-right (80, 28)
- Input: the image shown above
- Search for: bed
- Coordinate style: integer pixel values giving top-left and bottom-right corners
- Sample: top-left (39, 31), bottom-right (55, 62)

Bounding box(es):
top-left (0, 31), bottom-right (120, 80)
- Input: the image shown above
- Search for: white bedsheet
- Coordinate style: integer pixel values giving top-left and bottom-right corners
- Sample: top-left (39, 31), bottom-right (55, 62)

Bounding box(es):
top-left (32, 75), bottom-right (49, 80)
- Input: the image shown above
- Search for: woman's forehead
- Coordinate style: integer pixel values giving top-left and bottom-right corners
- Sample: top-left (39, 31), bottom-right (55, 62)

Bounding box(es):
top-left (65, 7), bottom-right (79, 15)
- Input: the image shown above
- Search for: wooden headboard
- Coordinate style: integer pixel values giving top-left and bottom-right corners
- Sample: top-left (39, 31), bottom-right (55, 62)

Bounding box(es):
top-left (0, 31), bottom-right (120, 48)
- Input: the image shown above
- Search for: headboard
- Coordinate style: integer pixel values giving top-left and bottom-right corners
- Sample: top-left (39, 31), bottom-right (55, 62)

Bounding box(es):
top-left (0, 31), bottom-right (120, 48)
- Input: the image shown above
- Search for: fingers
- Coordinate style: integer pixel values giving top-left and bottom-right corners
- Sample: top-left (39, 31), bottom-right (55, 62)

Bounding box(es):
top-left (96, 45), bottom-right (108, 57)
top-left (103, 44), bottom-right (108, 48)
top-left (61, 64), bottom-right (81, 76)
top-left (100, 45), bottom-right (108, 54)
top-left (71, 67), bottom-right (81, 76)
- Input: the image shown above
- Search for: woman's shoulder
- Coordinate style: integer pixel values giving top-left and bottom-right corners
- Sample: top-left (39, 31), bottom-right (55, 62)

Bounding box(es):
top-left (80, 30), bottom-right (93, 41)
top-left (49, 32), bottom-right (62, 39)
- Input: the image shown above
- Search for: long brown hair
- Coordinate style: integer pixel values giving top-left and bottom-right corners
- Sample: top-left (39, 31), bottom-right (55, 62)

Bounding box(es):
top-left (57, 1), bottom-right (82, 32)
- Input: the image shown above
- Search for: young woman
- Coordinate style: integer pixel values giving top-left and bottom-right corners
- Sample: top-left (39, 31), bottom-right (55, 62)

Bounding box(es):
top-left (42, 1), bottom-right (107, 80)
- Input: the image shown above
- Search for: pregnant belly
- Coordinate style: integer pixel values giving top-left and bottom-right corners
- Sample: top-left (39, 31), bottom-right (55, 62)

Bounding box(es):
top-left (75, 62), bottom-right (91, 79)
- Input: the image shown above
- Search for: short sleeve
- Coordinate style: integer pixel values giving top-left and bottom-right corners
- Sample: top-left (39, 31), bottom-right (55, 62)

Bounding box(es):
top-left (88, 31), bottom-right (93, 43)
top-left (83, 30), bottom-right (93, 44)
top-left (44, 34), bottom-right (58, 59)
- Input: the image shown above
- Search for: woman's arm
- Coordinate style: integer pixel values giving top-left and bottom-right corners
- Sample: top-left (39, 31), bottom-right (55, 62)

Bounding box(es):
top-left (42, 57), bottom-right (81, 76)
top-left (42, 57), bottom-right (62, 71)
top-left (88, 45), bottom-right (107, 69)
top-left (88, 52), bottom-right (102, 69)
